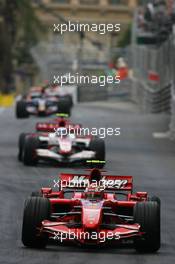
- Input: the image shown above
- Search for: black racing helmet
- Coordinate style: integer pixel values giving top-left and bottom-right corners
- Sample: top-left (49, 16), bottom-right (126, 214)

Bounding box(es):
top-left (90, 168), bottom-right (102, 183)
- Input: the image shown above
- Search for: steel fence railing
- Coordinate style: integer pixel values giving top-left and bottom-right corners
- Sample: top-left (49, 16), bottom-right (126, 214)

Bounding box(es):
top-left (131, 12), bottom-right (175, 137)
top-left (131, 34), bottom-right (174, 112)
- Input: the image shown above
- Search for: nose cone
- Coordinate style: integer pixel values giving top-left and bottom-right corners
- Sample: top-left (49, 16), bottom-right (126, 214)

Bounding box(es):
top-left (38, 99), bottom-right (46, 112)
top-left (59, 139), bottom-right (72, 154)
top-left (82, 208), bottom-right (102, 229)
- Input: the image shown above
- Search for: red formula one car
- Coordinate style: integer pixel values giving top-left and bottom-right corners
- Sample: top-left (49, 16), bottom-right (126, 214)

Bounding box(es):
top-left (18, 115), bottom-right (82, 162)
top-left (22, 169), bottom-right (161, 252)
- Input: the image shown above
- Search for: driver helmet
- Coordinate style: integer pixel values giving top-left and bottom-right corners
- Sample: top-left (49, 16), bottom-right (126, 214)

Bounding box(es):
top-left (59, 120), bottom-right (66, 127)
top-left (90, 168), bottom-right (102, 182)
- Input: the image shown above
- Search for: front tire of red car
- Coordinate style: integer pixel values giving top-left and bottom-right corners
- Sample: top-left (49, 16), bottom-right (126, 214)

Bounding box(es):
top-left (134, 201), bottom-right (160, 252)
top-left (18, 133), bottom-right (27, 161)
top-left (89, 138), bottom-right (106, 168)
top-left (22, 197), bottom-right (51, 248)
top-left (23, 137), bottom-right (39, 166)
top-left (31, 191), bottom-right (43, 197)
top-left (149, 196), bottom-right (161, 207)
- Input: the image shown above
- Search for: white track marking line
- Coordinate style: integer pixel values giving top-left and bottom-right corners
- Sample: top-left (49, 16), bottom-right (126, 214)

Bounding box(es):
top-left (153, 131), bottom-right (170, 139)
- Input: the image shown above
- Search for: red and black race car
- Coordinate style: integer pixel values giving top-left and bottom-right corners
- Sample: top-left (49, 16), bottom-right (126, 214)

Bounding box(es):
top-left (16, 84), bottom-right (73, 118)
top-left (18, 114), bottom-right (82, 162)
top-left (22, 168), bottom-right (160, 252)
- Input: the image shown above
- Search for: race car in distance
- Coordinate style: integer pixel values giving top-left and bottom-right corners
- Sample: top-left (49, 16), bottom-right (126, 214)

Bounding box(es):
top-left (22, 168), bottom-right (161, 252)
top-left (18, 114), bottom-right (82, 162)
top-left (22, 127), bottom-right (105, 167)
top-left (16, 84), bottom-right (73, 118)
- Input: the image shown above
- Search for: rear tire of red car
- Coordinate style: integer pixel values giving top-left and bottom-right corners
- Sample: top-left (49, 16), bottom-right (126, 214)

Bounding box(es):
top-left (57, 98), bottom-right (71, 116)
top-left (134, 201), bottom-right (160, 252)
top-left (18, 133), bottom-right (27, 161)
top-left (149, 196), bottom-right (161, 207)
top-left (22, 197), bottom-right (51, 248)
top-left (31, 191), bottom-right (43, 197)
top-left (89, 138), bottom-right (105, 168)
top-left (16, 101), bottom-right (29, 119)
top-left (23, 137), bottom-right (39, 166)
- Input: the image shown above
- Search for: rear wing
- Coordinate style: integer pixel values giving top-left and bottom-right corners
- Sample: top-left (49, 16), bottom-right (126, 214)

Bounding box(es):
top-left (36, 121), bottom-right (82, 132)
top-left (58, 173), bottom-right (133, 192)
top-left (36, 122), bottom-right (61, 132)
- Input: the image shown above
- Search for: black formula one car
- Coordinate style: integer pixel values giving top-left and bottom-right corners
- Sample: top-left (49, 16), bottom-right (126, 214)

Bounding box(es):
top-left (16, 85), bottom-right (73, 118)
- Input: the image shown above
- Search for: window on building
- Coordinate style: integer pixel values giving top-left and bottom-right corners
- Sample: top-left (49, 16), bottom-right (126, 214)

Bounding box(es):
top-left (138, 0), bottom-right (151, 5)
top-left (108, 0), bottom-right (124, 5)
top-left (52, 0), bottom-right (70, 4)
top-left (79, 0), bottom-right (100, 5)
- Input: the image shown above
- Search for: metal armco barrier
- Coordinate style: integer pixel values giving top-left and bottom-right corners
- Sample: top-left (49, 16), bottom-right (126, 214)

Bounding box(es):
top-left (78, 83), bottom-right (108, 102)
top-left (131, 77), bottom-right (171, 113)
top-left (169, 83), bottom-right (175, 139)
top-left (131, 6), bottom-right (175, 115)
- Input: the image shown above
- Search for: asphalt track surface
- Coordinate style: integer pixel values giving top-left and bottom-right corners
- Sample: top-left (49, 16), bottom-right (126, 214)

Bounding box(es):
top-left (0, 101), bottom-right (175, 264)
